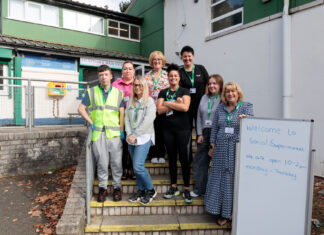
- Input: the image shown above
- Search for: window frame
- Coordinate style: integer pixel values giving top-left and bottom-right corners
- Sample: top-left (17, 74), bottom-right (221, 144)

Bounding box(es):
top-left (210, 0), bottom-right (244, 36)
top-left (0, 63), bottom-right (9, 96)
top-left (108, 20), bottom-right (140, 42)
top-left (62, 9), bottom-right (104, 35)
top-left (8, 0), bottom-right (59, 27)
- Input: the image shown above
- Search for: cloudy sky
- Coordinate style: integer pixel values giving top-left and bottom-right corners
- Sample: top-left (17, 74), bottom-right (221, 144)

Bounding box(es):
top-left (72, 0), bottom-right (125, 12)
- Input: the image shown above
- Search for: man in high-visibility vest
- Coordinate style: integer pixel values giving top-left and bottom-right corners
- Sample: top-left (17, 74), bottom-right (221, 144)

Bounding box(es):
top-left (78, 65), bottom-right (125, 202)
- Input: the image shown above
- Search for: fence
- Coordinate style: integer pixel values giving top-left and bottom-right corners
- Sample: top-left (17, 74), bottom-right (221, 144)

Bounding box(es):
top-left (0, 76), bottom-right (97, 131)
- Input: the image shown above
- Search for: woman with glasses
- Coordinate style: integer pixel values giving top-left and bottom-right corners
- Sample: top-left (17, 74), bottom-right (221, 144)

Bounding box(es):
top-left (125, 76), bottom-right (157, 205)
top-left (145, 51), bottom-right (169, 164)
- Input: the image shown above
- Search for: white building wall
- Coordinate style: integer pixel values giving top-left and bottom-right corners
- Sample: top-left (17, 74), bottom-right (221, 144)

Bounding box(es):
top-left (164, 1), bottom-right (324, 176)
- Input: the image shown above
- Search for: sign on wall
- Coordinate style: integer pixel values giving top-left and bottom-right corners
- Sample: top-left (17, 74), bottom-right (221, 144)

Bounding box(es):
top-left (80, 57), bottom-right (123, 69)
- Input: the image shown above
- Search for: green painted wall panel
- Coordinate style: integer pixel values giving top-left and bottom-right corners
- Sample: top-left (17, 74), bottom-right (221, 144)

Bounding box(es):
top-left (128, 0), bottom-right (164, 57)
top-left (13, 57), bottom-right (22, 125)
top-left (3, 19), bottom-right (140, 54)
top-left (2, 0), bottom-right (8, 18)
top-left (0, 48), bottom-right (12, 59)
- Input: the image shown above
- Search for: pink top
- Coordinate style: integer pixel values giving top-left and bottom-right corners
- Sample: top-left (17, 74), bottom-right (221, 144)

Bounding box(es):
top-left (112, 78), bottom-right (133, 107)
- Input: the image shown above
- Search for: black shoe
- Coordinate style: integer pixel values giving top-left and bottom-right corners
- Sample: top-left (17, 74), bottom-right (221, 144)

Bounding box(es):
top-left (140, 188), bottom-right (157, 205)
top-left (113, 188), bottom-right (122, 201)
top-left (163, 186), bottom-right (180, 199)
top-left (182, 189), bottom-right (192, 203)
top-left (128, 190), bottom-right (145, 202)
top-left (97, 187), bottom-right (107, 202)
top-left (121, 170), bottom-right (128, 180)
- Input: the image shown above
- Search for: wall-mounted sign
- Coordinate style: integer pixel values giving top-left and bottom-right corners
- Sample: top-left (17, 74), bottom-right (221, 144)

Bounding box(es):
top-left (80, 57), bottom-right (123, 70)
top-left (21, 53), bottom-right (76, 71)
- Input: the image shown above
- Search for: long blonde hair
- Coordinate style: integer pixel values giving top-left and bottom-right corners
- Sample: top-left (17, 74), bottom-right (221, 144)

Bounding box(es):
top-left (130, 76), bottom-right (149, 107)
top-left (221, 82), bottom-right (243, 105)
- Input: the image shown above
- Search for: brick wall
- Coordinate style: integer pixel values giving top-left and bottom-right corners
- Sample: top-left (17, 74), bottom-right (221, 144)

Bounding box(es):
top-left (0, 127), bottom-right (88, 177)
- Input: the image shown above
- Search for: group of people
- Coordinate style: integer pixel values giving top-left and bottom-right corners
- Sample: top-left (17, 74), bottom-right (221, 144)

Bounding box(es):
top-left (78, 45), bottom-right (254, 225)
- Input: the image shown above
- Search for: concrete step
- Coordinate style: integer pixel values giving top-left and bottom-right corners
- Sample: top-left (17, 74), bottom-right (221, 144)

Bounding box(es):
top-left (90, 193), bottom-right (206, 216)
top-left (85, 214), bottom-right (231, 234)
top-left (93, 175), bottom-right (195, 194)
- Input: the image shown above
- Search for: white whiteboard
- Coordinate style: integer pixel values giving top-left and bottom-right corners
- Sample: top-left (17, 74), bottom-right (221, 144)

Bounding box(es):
top-left (233, 117), bottom-right (313, 235)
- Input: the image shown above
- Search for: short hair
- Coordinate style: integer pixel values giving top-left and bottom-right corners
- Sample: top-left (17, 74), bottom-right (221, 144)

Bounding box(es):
top-left (221, 82), bottom-right (244, 104)
top-left (149, 51), bottom-right (166, 67)
top-left (98, 65), bottom-right (111, 73)
top-left (180, 45), bottom-right (194, 56)
top-left (166, 63), bottom-right (180, 76)
top-left (208, 74), bottom-right (224, 96)
top-left (122, 60), bottom-right (135, 69)
top-left (129, 76), bottom-right (149, 107)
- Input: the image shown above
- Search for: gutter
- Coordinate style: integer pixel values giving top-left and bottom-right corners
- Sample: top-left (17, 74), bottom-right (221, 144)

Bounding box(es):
top-left (282, 0), bottom-right (292, 118)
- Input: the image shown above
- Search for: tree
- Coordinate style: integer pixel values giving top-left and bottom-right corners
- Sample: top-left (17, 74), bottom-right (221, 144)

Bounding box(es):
top-left (119, 0), bottom-right (131, 13)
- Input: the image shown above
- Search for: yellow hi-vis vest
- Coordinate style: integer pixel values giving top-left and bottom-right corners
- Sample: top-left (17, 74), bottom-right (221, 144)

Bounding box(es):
top-left (88, 85), bottom-right (123, 142)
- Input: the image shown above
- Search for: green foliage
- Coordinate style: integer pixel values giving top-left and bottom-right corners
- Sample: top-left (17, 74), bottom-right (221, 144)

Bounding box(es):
top-left (119, 0), bottom-right (131, 13)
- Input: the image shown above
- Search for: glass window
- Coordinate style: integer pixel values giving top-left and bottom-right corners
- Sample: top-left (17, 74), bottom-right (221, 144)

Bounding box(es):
top-left (0, 64), bottom-right (8, 94)
top-left (26, 2), bottom-right (41, 22)
top-left (210, 0), bottom-right (243, 34)
top-left (108, 21), bottom-right (119, 36)
top-left (91, 17), bottom-right (103, 34)
top-left (43, 5), bottom-right (59, 26)
top-left (63, 10), bottom-right (77, 29)
top-left (77, 13), bottom-right (91, 32)
top-left (130, 25), bottom-right (139, 40)
top-left (9, 0), bottom-right (24, 20)
top-left (0, 65), bottom-right (3, 91)
top-left (119, 23), bottom-right (129, 38)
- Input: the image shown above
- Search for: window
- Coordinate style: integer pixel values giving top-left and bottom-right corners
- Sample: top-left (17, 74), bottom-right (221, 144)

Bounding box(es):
top-left (108, 20), bottom-right (140, 42)
top-left (8, 0), bottom-right (59, 26)
top-left (210, 0), bottom-right (243, 35)
top-left (0, 64), bottom-right (9, 95)
top-left (63, 10), bottom-right (104, 35)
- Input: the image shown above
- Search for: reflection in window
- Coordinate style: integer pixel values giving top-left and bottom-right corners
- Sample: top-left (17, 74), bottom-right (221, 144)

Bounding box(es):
top-left (108, 21), bottom-right (118, 36)
top-left (210, 0), bottom-right (243, 35)
top-left (120, 23), bottom-right (129, 38)
top-left (108, 20), bottom-right (140, 42)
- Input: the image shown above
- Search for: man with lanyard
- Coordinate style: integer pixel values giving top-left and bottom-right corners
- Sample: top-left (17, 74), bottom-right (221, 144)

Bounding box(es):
top-left (78, 65), bottom-right (125, 202)
top-left (179, 46), bottom-right (209, 161)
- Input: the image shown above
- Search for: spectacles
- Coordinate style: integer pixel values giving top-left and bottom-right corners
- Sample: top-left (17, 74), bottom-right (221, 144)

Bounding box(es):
top-left (134, 84), bottom-right (143, 88)
top-left (153, 58), bottom-right (162, 62)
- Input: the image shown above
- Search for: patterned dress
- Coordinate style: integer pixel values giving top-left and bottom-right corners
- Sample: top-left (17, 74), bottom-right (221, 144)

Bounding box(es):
top-left (145, 70), bottom-right (169, 103)
top-left (205, 102), bottom-right (254, 218)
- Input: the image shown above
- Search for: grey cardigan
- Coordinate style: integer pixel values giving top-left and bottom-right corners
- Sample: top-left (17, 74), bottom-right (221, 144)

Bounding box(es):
top-left (125, 97), bottom-right (156, 143)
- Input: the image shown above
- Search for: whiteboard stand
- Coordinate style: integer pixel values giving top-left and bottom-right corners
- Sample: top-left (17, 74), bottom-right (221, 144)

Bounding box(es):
top-left (232, 117), bottom-right (314, 235)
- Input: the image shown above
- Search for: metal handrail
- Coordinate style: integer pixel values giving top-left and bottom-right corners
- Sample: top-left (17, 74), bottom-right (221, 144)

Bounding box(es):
top-left (85, 129), bottom-right (94, 225)
top-left (0, 76), bottom-right (90, 85)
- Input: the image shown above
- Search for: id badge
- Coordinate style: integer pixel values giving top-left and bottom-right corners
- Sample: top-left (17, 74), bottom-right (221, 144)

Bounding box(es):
top-left (205, 120), bottom-right (212, 126)
top-left (124, 96), bottom-right (129, 102)
top-left (225, 127), bottom-right (234, 134)
top-left (190, 88), bottom-right (196, 94)
top-left (166, 110), bottom-right (173, 116)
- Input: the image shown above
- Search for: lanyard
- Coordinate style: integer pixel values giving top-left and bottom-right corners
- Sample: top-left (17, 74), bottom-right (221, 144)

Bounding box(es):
top-left (166, 86), bottom-right (179, 101)
top-left (225, 101), bottom-right (242, 125)
top-left (184, 65), bottom-right (195, 87)
top-left (152, 70), bottom-right (162, 90)
top-left (133, 100), bottom-right (142, 122)
top-left (99, 85), bottom-right (112, 104)
top-left (207, 93), bottom-right (219, 118)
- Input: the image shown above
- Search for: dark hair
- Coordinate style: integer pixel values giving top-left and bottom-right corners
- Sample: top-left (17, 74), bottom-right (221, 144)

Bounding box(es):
top-left (180, 45), bottom-right (194, 56)
top-left (98, 65), bottom-right (111, 73)
top-left (208, 74), bottom-right (224, 95)
top-left (167, 63), bottom-right (180, 76)
top-left (122, 60), bottom-right (135, 69)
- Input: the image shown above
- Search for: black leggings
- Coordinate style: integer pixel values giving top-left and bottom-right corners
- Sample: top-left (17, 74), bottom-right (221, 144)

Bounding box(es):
top-left (148, 114), bottom-right (166, 159)
top-left (163, 128), bottom-right (191, 187)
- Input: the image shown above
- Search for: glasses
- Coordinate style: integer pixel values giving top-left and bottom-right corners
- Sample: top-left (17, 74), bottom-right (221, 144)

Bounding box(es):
top-left (134, 84), bottom-right (143, 88)
top-left (152, 58), bottom-right (162, 62)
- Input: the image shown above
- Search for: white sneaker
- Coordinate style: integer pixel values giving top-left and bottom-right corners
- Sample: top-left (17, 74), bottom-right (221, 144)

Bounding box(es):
top-left (151, 158), bottom-right (159, 164)
top-left (190, 191), bottom-right (200, 198)
top-left (158, 158), bottom-right (166, 164)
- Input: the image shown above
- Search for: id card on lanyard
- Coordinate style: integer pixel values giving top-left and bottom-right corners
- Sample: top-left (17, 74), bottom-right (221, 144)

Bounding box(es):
top-left (165, 87), bottom-right (179, 116)
top-left (224, 101), bottom-right (242, 134)
top-left (184, 65), bottom-right (195, 93)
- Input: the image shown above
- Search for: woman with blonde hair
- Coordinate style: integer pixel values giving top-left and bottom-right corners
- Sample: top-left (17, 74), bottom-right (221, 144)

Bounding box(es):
top-left (145, 51), bottom-right (169, 164)
top-left (205, 82), bottom-right (254, 225)
top-left (125, 76), bottom-right (157, 205)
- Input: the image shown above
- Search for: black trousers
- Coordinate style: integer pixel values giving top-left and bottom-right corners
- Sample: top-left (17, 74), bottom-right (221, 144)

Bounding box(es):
top-left (163, 128), bottom-right (191, 187)
top-left (122, 139), bottom-right (133, 171)
top-left (148, 114), bottom-right (166, 159)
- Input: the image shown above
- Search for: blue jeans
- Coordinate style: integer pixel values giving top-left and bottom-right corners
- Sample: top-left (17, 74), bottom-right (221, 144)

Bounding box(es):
top-left (193, 128), bottom-right (211, 195)
top-left (128, 140), bottom-right (153, 191)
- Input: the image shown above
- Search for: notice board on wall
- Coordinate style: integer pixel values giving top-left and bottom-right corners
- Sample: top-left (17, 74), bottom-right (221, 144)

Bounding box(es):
top-left (232, 117), bottom-right (314, 235)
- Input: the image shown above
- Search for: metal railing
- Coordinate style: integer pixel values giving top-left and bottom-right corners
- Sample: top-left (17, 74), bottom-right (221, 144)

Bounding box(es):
top-left (0, 76), bottom-right (98, 131)
top-left (85, 129), bottom-right (95, 225)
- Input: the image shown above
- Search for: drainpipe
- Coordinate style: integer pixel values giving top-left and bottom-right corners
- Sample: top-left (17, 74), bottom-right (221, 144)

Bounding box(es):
top-left (282, 0), bottom-right (292, 118)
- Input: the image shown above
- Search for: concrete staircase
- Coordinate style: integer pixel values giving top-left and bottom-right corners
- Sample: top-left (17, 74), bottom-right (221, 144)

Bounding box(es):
top-left (84, 137), bottom-right (232, 235)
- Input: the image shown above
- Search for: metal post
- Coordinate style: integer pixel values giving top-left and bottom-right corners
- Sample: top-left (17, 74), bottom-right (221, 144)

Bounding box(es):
top-left (27, 79), bottom-right (32, 132)
top-left (25, 85), bottom-right (29, 128)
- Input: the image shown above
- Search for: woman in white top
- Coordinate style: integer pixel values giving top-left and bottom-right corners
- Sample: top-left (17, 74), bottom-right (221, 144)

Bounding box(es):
top-left (125, 76), bottom-right (157, 205)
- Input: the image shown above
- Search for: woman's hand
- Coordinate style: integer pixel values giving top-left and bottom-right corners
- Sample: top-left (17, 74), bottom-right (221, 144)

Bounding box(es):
top-left (127, 135), bottom-right (136, 144)
top-left (176, 97), bottom-right (183, 103)
top-left (197, 135), bottom-right (203, 144)
top-left (238, 114), bottom-right (248, 121)
top-left (208, 143), bottom-right (215, 157)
